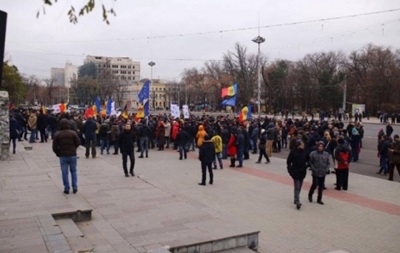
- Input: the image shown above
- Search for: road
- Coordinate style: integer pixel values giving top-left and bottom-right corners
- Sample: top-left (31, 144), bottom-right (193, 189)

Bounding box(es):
top-left (268, 122), bottom-right (400, 183)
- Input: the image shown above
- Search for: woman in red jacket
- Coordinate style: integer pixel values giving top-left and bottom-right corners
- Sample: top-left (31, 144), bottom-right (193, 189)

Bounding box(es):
top-left (227, 130), bottom-right (237, 167)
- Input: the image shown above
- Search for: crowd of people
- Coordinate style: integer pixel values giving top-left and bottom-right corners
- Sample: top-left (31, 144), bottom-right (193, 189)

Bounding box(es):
top-left (7, 108), bottom-right (400, 206)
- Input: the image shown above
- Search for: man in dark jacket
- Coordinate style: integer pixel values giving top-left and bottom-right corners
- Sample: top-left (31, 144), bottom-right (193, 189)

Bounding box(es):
top-left (388, 134), bottom-right (400, 181)
top-left (119, 123), bottom-right (136, 177)
top-left (287, 139), bottom-right (307, 209)
top-left (177, 126), bottom-right (190, 160)
top-left (198, 135), bottom-right (215, 186)
top-left (52, 119), bottom-right (80, 194)
top-left (137, 120), bottom-right (152, 158)
top-left (220, 125), bottom-right (230, 159)
top-left (236, 128), bottom-right (245, 168)
top-left (82, 115), bottom-right (98, 158)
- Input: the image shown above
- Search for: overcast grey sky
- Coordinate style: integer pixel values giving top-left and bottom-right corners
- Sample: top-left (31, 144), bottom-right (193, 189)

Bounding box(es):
top-left (2, 0), bottom-right (400, 81)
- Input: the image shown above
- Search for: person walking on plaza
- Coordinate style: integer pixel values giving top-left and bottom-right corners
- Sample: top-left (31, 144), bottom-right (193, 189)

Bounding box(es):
top-left (138, 119), bottom-right (151, 158)
top-left (256, 129), bottom-right (270, 164)
top-left (99, 119), bottom-right (111, 155)
top-left (27, 110), bottom-right (38, 143)
top-left (308, 141), bottom-right (330, 205)
top-left (176, 126), bottom-right (190, 160)
top-left (334, 136), bottom-right (352, 190)
top-left (110, 120), bottom-right (120, 155)
top-left (52, 119), bottom-right (80, 194)
top-left (388, 134), bottom-right (400, 181)
top-left (9, 115), bottom-right (20, 154)
top-left (211, 132), bottom-right (223, 170)
top-left (265, 123), bottom-right (275, 157)
top-left (198, 135), bottom-right (215, 186)
top-left (119, 123), bottom-right (136, 177)
top-left (227, 129), bottom-right (237, 167)
top-left (82, 115), bottom-right (98, 158)
top-left (235, 128), bottom-right (245, 168)
top-left (287, 139), bottom-right (307, 210)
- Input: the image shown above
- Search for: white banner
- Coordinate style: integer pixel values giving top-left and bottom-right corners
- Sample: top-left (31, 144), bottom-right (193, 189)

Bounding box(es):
top-left (182, 104), bottom-right (190, 119)
top-left (171, 104), bottom-right (180, 118)
top-left (52, 104), bottom-right (61, 113)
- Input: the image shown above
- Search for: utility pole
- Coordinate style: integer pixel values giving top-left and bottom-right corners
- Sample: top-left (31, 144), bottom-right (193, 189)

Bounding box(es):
top-left (252, 29), bottom-right (265, 118)
top-left (342, 76), bottom-right (347, 113)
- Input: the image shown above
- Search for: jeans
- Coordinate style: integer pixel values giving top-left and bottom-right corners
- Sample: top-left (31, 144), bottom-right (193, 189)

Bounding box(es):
top-left (112, 140), bottom-right (119, 154)
top-left (178, 144), bottom-right (187, 159)
top-left (379, 155), bottom-right (389, 174)
top-left (222, 143), bottom-right (227, 159)
top-left (190, 138), bottom-right (196, 151)
top-left (59, 156), bottom-right (78, 192)
top-left (293, 179), bottom-right (304, 204)
top-left (122, 151), bottom-right (135, 175)
top-left (29, 128), bottom-right (37, 143)
top-left (140, 137), bottom-right (149, 157)
top-left (213, 152), bottom-right (223, 169)
top-left (237, 147), bottom-right (244, 166)
top-left (100, 138), bottom-right (110, 154)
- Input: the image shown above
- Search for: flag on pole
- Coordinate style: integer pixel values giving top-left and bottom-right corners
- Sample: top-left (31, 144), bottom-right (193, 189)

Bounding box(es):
top-left (238, 105), bottom-right (252, 122)
top-left (110, 101), bottom-right (116, 116)
top-left (135, 104), bottom-right (145, 121)
top-left (94, 97), bottom-right (101, 114)
top-left (221, 83), bottom-right (238, 98)
top-left (106, 98), bottom-right (113, 115)
top-left (221, 96), bottom-right (236, 107)
top-left (59, 103), bottom-right (67, 113)
top-left (138, 80), bottom-right (150, 116)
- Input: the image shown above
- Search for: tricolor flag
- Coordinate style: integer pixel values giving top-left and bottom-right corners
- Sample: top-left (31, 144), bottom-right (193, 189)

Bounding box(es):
top-left (221, 83), bottom-right (238, 98)
top-left (59, 103), bottom-right (67, 113)
top-left (238, 105), bottom-right (252, 123)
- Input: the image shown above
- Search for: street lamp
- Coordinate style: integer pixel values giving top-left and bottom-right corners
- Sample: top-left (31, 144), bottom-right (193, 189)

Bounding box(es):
top-left (252, 35), bottom-right (265, 117)
top-left (148, 61), bottom-right (155, 80)
top-left (148, 61), bottom-right (155, 110)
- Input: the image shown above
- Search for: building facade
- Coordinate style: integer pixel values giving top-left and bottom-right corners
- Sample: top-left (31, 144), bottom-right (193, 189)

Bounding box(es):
top-left (50, 68), bottom-right (65, 86)
top-left (84, 55), bottom-right (140, 82)
top-left (64, 62), bottom-right (78, 88)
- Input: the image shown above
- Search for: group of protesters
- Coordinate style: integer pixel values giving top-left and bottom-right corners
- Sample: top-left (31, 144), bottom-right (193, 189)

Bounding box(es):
top-left (8, 108), bottom-right (400, 205)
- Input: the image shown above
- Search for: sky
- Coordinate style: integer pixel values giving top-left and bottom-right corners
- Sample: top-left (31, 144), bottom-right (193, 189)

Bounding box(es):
top-left (2, 0), bottom-right (400, 81)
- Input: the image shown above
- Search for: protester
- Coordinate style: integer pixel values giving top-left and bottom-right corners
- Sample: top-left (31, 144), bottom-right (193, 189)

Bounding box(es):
top-left (211, 131), bottom-right (223, 170)
top-left (334, 136), bottom-right (352, 190)
top-left (256, 129), bottom-right (270, 164)
top-left (198, 135), bottom-right (215, 186)
top-left (9, 115), bottom-right (19, 154)
top-left (52, 119), bottom-right (80, 194)
top-left (82, 115), bottom-right (98, 158)
top-left (119, 123), bottom-right (136, 177)
top-left (176, 126), bottom-right (190, 160)
top-left (388, 134), bottom-right (400, 181)
top-left (308, 141), bottom-right (330, 205)
top-left (287, 139), bottom-right (307, 209)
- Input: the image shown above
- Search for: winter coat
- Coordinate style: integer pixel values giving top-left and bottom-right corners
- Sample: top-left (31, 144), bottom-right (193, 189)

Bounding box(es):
top-left (287, 148), bottom-right (308, 179)
top-left (199, 141), bottom-right (215, 164)
top-left (52, 119), bottom-right (80, 157)
top-left (82, 118), bottom-right (98, 140)
top-left (36, 114), bottom-right (48, 130)
top-left (9, 117), bottom-right (20, 140)
top-left (176, 129), bottom-right (190, 146)
top-left (27, 113), bottom-right (37, 130)
top-left (227, 134), bottom-right (237, 156)
top-left (335, 143), bottom-right (352, 169)
top-left (119, 129), bottom-right (136, 153)
top-left (389, 140), bottom-right (400, 164)
top-left (309, 150), bottom-right (330, 177)
top-left (171, 122), bottom-right (180, 140)
top-left (110, 124), bottom-right (120, 141)
top-left (211, 135), bottom-right (223, 153)
top-left (164, 122), bottom-right (171, 137)
top-left (196, 125), bottom-right (208, 147)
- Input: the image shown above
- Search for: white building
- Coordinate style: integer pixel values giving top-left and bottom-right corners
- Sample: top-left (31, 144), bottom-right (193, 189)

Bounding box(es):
top-left (64, 62), bottom-right (78, 88)
top-left (50, 68), bottom-right (65, 86)
top-left (50, 62), bottom-right (78, 88)
top-left (84, 55), bottom-right (140, 83)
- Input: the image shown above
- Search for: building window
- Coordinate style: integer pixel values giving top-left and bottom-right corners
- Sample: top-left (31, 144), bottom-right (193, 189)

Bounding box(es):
top-left (132, 77), bottom-right (135, 80)
top-left (112, 65), bottom-right (118, 68)
top-left (128, 66), bottom-right (131, 69)
top-left (132, 71), bottom-right (135, 74)
top-left (132, 66), bottom-right (135, 69)
top-left (128, 77), bottom-right (131, 80)
top-left (112, 70), bottom-right (118, 74)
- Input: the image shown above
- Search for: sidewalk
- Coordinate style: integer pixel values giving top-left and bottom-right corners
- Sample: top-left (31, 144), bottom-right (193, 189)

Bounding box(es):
top-left (0, 141), bottom-right (399, 253)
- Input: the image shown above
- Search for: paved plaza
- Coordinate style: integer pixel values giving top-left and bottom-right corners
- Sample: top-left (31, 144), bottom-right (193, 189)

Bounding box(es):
top-left (0, 120), bottom-right (399, 253)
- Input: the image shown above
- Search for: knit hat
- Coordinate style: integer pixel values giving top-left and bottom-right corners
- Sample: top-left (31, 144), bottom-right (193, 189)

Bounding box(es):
top-left (317, 141), bottom-right (325, 147)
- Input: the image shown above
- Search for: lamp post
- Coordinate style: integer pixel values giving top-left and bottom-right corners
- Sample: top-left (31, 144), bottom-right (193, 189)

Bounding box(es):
top-left (148, 61), bottom-right (155, 110)
top-left (252, 35), bottom-right (265, 117)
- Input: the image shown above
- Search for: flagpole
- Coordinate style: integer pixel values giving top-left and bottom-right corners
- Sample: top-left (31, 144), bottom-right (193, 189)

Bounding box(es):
top-left (252, 25), bottom-right (265, 118)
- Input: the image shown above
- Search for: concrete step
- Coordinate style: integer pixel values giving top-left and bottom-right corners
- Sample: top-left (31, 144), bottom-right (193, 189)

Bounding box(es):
top-left (36, 214), bottom-right (73, 253)
top-left (212, 246), bottom-right (256, 253)
top-left (56, 218), bottom-right (94, 253)
top-left (168, 231), bottom-right (259, 253)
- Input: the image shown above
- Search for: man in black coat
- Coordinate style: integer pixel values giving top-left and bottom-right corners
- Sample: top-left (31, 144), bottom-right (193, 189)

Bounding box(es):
top-left (82, 115), bottom-right (98, 158)
top-left (177, 126), bottom-right (190, 160)
top-left (198, 135), bottom-right (215, 186)
top-left (287, 139), bottom-right (307, 209)
top-left (119, 123), bottom-right (136, 177)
